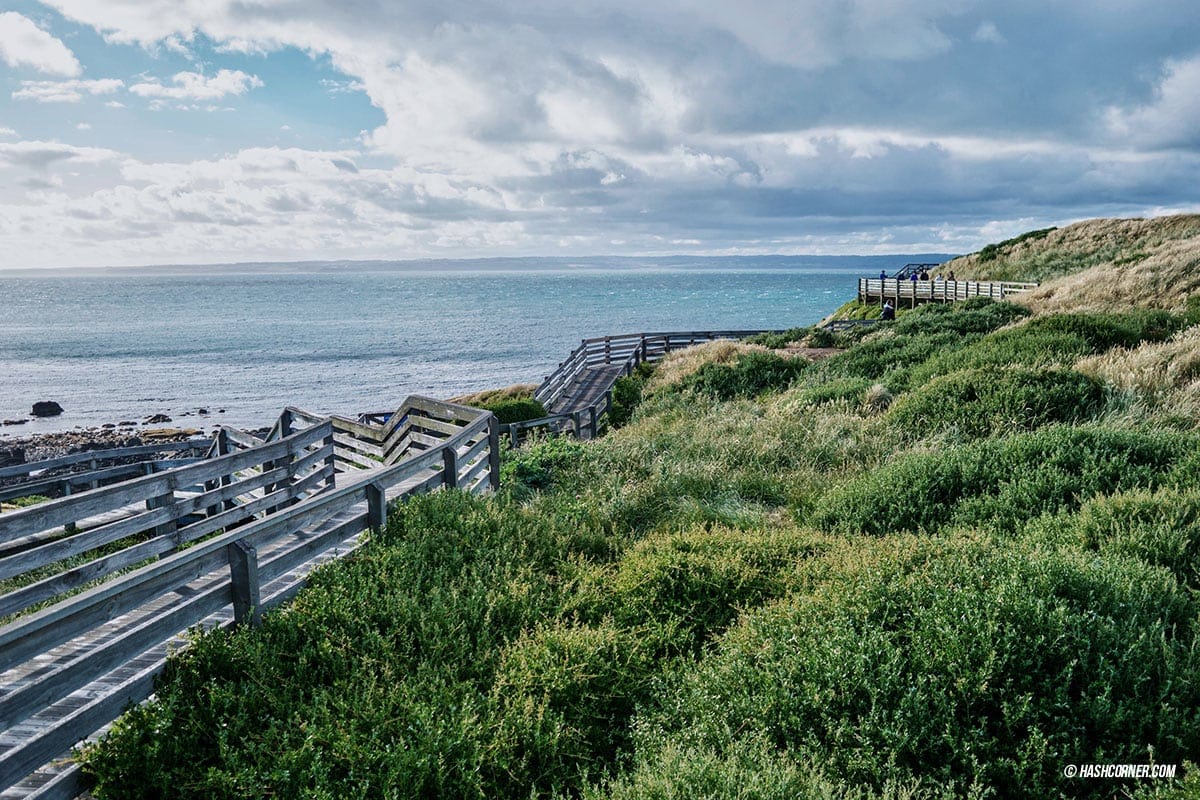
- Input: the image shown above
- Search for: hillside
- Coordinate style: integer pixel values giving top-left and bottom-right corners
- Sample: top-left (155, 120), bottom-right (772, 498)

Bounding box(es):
top-left (948, 214), bottom-right (1200, 314)
top-left (79, 224), bottom-right (1200, 800)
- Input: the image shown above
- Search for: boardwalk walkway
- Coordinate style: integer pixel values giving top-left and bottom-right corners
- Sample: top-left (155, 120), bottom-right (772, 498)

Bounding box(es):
top-left (0, 398), bottom-right (500, 799)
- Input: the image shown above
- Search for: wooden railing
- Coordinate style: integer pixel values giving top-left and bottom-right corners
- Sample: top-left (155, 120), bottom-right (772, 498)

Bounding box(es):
top-left (0, 397), bottom-right (499, 799)
top-left (858, 278), bottom-right (1038, 306)
top-left (0, 440), bottom-right (212, 505)
top-left (510, 330), bottom-right (775, 446)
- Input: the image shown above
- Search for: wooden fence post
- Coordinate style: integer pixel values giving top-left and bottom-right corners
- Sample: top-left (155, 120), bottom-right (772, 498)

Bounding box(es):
top-left (588, 404), bottom-right (599, 439)
top-left (442, 446), bottom-right (459, 490)
top-left (279, 408), bottom-right (293, 438)
top-left (572, 411), bottom-right (583, 438)
top-left (366, 481), bottom-right (387, 532)
top-left (227, 540), bottom-right (261, 627)
top-left (147, 483), bottom-right (178, 550)
top-left (487, 416), bottom-right (502, 491)
top-left (323, 427), bottom-right (337, 489)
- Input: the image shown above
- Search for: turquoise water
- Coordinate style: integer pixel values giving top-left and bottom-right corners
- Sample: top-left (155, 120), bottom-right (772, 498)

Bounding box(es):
top-left (0, 256), bottom-right (945, 434)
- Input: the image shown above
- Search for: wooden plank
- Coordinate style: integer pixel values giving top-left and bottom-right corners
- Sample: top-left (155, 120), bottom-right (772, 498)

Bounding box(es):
top-left (458, 454), bottom-right (490, 488)
top-left (0, 579), bottom-right (231, 731)
top-left (405, 414), bottom-right (462, 437)
top-left (0, 504), bottom-right (174, 582)
top-left (0, 441), bottom-right (206, 482)
top-left (284, 406), bottom-right (327, 427)
top-left (0, 658), bottom-right (161, 794)
top-left (331, 432), bottom-right (384, 459)
top-left (329, 416), bottom-right (386, 443)
top-left (403, 395), bottom-right (488, 424)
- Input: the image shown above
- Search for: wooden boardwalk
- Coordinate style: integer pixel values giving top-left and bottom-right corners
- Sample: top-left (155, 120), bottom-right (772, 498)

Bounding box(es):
top-left (858, 277), bottom-right (1038, 308)
top-left (0, 398), bottom-right (500, 799)
top-left (502, 330), bottom-right (779, 446)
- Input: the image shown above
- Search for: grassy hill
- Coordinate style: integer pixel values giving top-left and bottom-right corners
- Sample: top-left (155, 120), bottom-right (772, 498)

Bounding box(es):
top-left (948, 214), bottom-right (1200, 314)
top-left (80, 218), bottom-right (1200, 799)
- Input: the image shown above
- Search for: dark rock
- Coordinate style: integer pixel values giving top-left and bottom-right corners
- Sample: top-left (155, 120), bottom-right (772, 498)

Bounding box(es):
top-left (31, 401), bottom-right (64, 417)
top-left (102, 423), bottom-right (117, 429)
top-left (0, 447), bottom-right (24, 467)
top-left (143, 413), bottom-right (172, 424)
top-left (218, 409), bottom-right (226, 413)
top-left (118, 420), bottom-right (137, 427)
top-left (198, 408), bottom-right (209, 415)
top-left (3, 418), bottom-right (28, 426)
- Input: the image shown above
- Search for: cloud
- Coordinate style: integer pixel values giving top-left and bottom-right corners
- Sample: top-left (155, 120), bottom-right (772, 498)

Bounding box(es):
top-left (128, 69), bottom-right (263, 103)
top-left (0, 140), bottom-right (121, 170)
top-left (1106, 55), bottom-right (1200, 149)
top-left (0, 127), bottom-right (16, 137)
top-left (973, 21), bottom-right (1005, 44)
top-left (13, 78), bottom-right (124, 103)
top-left (7, 0), bottom-right (1200, 267)
top-left (0, 11), bottom-right (81, 76)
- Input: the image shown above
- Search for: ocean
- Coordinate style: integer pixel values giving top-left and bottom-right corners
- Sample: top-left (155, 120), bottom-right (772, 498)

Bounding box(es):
top-left (0, 255), bottom-right (951, 435)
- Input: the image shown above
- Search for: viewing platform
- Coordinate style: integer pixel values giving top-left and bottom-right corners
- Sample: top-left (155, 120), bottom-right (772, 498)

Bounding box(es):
top-left (858, 277), bottom-right (1039, 308)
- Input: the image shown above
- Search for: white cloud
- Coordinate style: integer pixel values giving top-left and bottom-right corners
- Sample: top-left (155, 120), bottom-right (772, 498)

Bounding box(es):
top-left (0, 127), bottom-right (16, 137)
top-left (973, 21), bottom-right (1005, 44)
top-left (76, 122), bottom-right (92, 130)
top-left (129, 69), bottom-right (263, 103)
top-left (0, 140), bottom-right (121, 170)
top-left (0, 11), bottom-right (81, 76)
top-left (13, 78), bottom-right (124, 103)
top-left (1106, 55), bottom-right (1200, 148)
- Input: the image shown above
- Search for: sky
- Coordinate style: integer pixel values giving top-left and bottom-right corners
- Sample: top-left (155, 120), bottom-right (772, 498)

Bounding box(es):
top-left (1, 1), bottom-right (1199, 268)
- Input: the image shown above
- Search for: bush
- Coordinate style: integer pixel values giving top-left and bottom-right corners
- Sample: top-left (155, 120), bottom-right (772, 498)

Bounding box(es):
top-left (1046, 488), bottom-right (1200, 589)
top-left (746, 328), bottom-right (808, 349)
top-left (684, 351), bottom-right (808, 400)
top-left (818, 331), bottom-right (966, 389)
top-left (634, 538), bottom-right (1200, 798)
top-left (886, 367), bottom-right (1106, 437)
top-left (810, 426), bottom-right (1197, 536)
top-left (795, 376), bottom-right (872, 408)
top-left (889, 298), bottom-right (1030, 337)
top-left (501, 435), bottom-right (587, 493)
top-left (574, 527), bottom-right (823, 656)
top-left (608, 362), bottom-right (655, 428)
top-left (475, 396), bottom-right (547, 425)
top-left (1018, 310), bottom-right (1185, 352)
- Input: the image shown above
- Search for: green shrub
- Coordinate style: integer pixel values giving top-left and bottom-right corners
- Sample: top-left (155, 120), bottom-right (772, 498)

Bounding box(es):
top-left (810, 426), bottom-right (1197, 536)
top-left (608, 362), bottom-right (655, 428)
top-left (587, 736), bottom-right (919, 800)
top-left (746, 327), bottom-right (808, 348)
top-left (796, 376), bottom-right (872, 408)
top-left (818, 330), bottom-right (966, 390)
top-left (576, 527), bottom-right (823, 656)
top-left (1184, 293), bottom-right (1200, 326)
top-left (1048, 488), bottom-right (1200, 589)
top-left (475, 396), bottom-right (547, 425)
top-left (890, 298), bottom-right (1030, 337)
top-left (501, 435), bottom-right (587, 493)
top-left (684, 351), bottom-right (808, 400)
top-left (635, 538), bottom-right (1200, 798)
top-left (906, 329), bottom-right (1094, 385)
top-left (1018, 310), bottom-right (1184, 352)
top-left (886, 367), bottom-right (1106, 437)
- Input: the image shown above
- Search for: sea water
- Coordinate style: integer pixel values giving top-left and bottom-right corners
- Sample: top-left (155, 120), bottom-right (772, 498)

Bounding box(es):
top-left (0, 255), bottom-right (949, 435)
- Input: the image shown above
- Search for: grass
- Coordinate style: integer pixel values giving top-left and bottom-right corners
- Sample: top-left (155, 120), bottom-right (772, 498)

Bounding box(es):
top-left (78, 249), bottom-right (1200, 799)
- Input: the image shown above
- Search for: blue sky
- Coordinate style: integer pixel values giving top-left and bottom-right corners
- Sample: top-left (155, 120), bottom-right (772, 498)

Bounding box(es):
top-left (1, 0), bottom-right (1199, 268)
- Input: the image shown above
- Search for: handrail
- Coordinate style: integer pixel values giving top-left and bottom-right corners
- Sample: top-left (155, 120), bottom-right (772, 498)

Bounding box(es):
top-left (857, 277), bottom-right (1038, 305)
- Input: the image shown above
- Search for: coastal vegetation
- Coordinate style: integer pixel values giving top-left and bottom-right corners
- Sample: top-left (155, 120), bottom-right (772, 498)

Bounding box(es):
top-left (80, 218), bottom-right (1200, 798)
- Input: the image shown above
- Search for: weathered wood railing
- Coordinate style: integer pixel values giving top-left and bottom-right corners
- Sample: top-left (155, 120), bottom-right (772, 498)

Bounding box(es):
top-left (857, 278), bottom-right (1038, 307)
top-left (0, 397), bottom-right (499, 799)
top-left (0, 440), bottom-right (212, 505)
top-left (508, 330), bottom-right (776, 446)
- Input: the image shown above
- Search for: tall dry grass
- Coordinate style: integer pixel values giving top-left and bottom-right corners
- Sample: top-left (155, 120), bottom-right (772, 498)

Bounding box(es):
top-left (643, 340), bottom-right (770, 394)
top-left (1075, 326), bottom-right (1200, 422)
top-left (947, 214), bottom-right (1200, 314)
